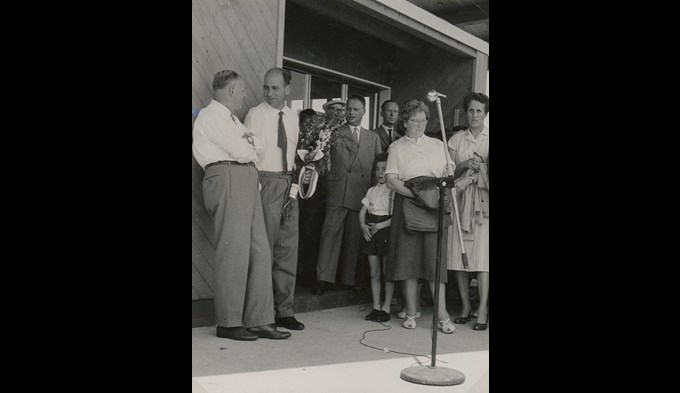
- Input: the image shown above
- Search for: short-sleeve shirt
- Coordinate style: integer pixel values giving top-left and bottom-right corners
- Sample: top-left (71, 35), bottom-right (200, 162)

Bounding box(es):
top-left (192, 100), bottom-right (264, 169)
top-left (447, 127), bottom-right (489, 165)
top-left (361, 182), bottom-right (392, 216)
top-left (385, 134), bottom-right (447, 181)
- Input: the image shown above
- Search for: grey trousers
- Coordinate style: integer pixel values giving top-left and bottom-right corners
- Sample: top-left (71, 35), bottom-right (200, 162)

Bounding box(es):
top-left (316, 205), bottom-right (361, 286)
top-left (202, 164), bottom-right (274, 328)
top-left (259, 172), bottom-right (299, 318)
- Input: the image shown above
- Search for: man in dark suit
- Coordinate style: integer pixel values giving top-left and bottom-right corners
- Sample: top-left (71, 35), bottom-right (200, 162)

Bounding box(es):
top-left (371, 100), bottom-right (399, 152)
top-left (313, 94), bottom-right (383, 295)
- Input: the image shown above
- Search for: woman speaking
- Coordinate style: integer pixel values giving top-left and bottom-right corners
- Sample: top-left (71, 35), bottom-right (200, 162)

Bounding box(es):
top-left (384, 99), bottom-right (455, 334)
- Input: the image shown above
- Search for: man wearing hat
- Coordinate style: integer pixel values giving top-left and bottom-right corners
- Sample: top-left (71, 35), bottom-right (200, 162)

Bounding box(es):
top-left (323, 100), bottom-right (346, 121)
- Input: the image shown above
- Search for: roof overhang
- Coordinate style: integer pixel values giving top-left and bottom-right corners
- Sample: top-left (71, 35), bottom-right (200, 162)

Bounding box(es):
top-left (338, 0), bottom-right (488, 57)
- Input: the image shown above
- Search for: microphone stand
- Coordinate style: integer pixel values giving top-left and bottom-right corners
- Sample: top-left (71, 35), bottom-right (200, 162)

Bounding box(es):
top-left (400, 90), bottom-right (467, 386)
top-left (400, 176), bottom-right (464, 386)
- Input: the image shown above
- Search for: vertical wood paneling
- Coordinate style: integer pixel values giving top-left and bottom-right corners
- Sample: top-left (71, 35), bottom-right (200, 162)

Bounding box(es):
top-left (192, 240), bottom-right (214, 291)
top-left (192, 263), bottom-right (213, 299)
top-left (192, 0), bottom-right (281, 300)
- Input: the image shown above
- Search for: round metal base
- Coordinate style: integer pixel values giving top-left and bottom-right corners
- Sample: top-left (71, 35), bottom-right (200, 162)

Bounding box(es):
top-left (400, 365), bottom-right (465, 386)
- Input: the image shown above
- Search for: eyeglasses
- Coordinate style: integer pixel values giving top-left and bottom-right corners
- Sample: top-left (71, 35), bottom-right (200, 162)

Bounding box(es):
top-left (408, 118), bottom-right (427, 125)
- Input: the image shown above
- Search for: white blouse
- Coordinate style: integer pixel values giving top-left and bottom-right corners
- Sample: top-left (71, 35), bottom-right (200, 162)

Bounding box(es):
top-left (385, 134), bottom-right (448, 181)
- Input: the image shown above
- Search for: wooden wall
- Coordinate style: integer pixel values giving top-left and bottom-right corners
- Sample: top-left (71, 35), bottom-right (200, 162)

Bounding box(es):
top-left (192, 0), bottom-right (281, 300)
top-left (283, 0), bottom-right (475, 135)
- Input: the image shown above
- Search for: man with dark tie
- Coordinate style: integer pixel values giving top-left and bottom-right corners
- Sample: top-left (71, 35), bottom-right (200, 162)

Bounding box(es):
top-left (245, 67), bottom-right (305, 331)
top-left (372, 100), bottom-right (400, 151)
top-left (313, 94), bottom-right (383, 295)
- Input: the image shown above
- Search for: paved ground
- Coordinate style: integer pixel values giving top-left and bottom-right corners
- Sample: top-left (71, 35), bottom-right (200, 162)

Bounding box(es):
top-left (192, 303), bottom-right (489, 392)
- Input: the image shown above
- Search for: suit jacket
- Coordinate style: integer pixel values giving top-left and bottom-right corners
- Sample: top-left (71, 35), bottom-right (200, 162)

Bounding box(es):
top-left (326, 124), bottom-right (382, 211)
top-left (371, 124), bottom-right (395, 152)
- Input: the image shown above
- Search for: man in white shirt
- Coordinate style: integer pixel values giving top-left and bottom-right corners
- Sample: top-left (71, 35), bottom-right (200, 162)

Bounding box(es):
top-left (245, 68), bottom-right (305, 331)
top-left (192, 70), bottom-right (290, 341)
top-left (371, 100), bottom-right (399, 152)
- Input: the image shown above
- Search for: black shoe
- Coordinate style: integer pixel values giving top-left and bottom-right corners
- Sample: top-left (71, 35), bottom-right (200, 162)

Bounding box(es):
top-left (216, 326), bottom-right (258, 341)
top-left (473, 317), bottom-right (488, 331)
top-left (275, 316), bottom-right (305, 330)
top-left (454, 311), bottom-right (473, 324)
top-left (365, 309), bottom-right (381, 321)
top-left (247, 324), bottom-right (292, 340)
top-left (376, 310), bottom-right (391, 322)
top-left (312, 281), bottom-right (325, 295)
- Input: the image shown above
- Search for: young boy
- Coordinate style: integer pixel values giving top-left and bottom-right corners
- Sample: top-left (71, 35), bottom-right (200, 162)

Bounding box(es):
top-left (359, 153), bottom-right (394, 322)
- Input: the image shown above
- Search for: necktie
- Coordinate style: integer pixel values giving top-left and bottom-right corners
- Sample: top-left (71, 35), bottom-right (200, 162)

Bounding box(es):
top-left (278, 111), bottom-right (287, 171)
top-left (353, 127), bottom-right (360, 144)
top-left (385, 127), bottom-right (392, 141)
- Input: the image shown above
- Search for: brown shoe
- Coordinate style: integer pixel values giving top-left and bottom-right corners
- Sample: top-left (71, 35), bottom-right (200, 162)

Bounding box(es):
top-left (216, 326), bottom-right (258, 341)
top-left (247, 324), bottom-right (291, 340)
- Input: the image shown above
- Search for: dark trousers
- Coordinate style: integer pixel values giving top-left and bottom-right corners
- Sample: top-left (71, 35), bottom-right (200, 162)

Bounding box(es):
top-left (297, 204), bottom-right (325, 287)
top-left (316, 206), bottom-right (362, 286)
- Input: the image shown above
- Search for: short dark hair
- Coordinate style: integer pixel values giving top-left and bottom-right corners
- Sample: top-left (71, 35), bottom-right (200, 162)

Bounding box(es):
top-left (381, 100), bottom-right (398, 112)
top-left (265, 67), bottom-right (292, 85)
top-left (347, 94), bottom-right (366, 108)
top-left (375, 152), bottom-right (389, 164)
top-left (212, 70), bottom-right (240, 91)
top-left (463, 92), bottom-right (489, 113)
top-left (299, 108), bottom-right (317, 123)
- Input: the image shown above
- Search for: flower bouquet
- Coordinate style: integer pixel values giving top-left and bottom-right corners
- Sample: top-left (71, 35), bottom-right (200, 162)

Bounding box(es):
top-left (281, 112), bottom-right (347, 221)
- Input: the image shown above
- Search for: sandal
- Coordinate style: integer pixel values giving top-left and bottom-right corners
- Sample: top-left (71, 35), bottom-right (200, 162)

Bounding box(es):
top-left (438, 319), bottom-right (455, 334)
top-left (402, 315), bottom-right (417, 329)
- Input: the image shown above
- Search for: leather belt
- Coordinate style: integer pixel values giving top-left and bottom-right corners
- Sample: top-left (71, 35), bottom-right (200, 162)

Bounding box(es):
top-left (205, 160), bottom-right (255, 170)
top-left (260, 170), bottom-right (295, 176)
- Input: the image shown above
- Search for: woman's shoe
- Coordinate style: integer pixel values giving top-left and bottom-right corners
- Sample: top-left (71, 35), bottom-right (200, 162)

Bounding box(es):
top-left (438, 319), bottom-right (455, 334)
top-left (397, 310), bottom-right (421, 319)
top-left (453, 311), bottom-right (473, 324)
top-left (365, 309), bottom-right (381, 321)
top-left (402, 315), bottom-right (417, 329)
top-left (473, 317), bottom-right (488, 331)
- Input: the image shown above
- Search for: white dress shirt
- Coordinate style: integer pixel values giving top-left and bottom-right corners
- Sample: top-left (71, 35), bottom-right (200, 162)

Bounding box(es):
top-left (245, 102), bottom-right (299, 172)
top-left (385, 134), bottom-right (448, 181)
top-left (192, 100), bottom-right (265, 169)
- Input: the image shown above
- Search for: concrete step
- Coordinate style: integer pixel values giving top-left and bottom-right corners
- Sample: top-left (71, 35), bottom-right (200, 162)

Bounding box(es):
top-left (192, 279), bottom-right (479, 328)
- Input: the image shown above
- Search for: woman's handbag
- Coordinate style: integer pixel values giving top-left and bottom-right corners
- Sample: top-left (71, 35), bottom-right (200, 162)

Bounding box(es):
top-left (402, 176), bottom-right (452, 232)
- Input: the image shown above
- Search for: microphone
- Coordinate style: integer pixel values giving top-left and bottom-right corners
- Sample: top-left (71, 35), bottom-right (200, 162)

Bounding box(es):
top-left (426, 90), bottom-right (447, 102)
